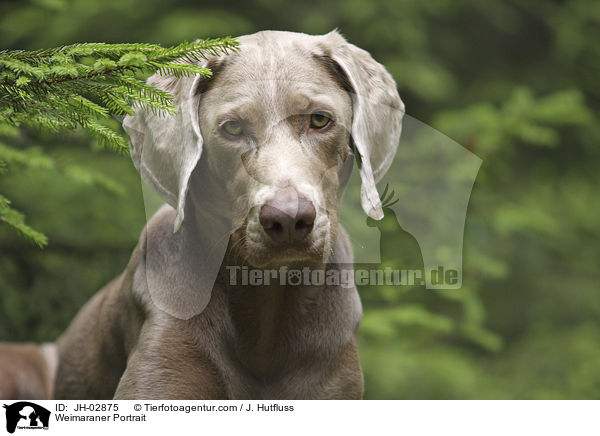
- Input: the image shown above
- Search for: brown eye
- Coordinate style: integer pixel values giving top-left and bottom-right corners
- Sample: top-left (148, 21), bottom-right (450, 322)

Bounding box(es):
top-left (310, 113), bottom-right (331, 129)
top-left (222, 120), bottom-right (243, 136)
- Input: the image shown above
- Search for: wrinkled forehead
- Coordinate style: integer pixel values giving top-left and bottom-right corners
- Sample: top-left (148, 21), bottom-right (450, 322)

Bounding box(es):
top-left (199, 37), bottom-right (351, 124)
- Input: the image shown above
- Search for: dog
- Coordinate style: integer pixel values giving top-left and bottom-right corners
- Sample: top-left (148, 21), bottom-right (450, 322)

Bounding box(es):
top-left (0, 30), bottom-right (404, 399)
top-left (0, 343), bottom-right (57, 400)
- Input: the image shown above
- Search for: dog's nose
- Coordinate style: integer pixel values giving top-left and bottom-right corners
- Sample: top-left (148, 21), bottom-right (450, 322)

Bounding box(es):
top-left (259, 188), bottom-right (316, 244)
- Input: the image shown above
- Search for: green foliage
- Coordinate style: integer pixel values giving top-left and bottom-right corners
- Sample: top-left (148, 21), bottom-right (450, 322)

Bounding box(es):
top-left (0, 194), bottom-right (47, 247)
top-left (434, 88), bottom-right (592, 154)
top-left (0, 38), bottom-right (237, 245)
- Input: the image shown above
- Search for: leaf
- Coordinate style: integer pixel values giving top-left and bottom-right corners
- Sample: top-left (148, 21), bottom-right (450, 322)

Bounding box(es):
top-left (0, 194), bottom-right (48, 247)
top-left (93, 58), bottom-right (118, 72)
top-left (84, 120), bottom-right (129, 153)
top-left (15, 76), bottom-right (30, 87)
top-left (156, 62), bottom-right (212, 78)
top-left (361, 304), bottom-right (456, 339)
top-left (117, 52), bottom-right (148, 67)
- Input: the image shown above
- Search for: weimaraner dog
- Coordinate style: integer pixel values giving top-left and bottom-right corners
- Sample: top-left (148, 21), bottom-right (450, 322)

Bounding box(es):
top-left (0, 30), bottom-right (404, 399)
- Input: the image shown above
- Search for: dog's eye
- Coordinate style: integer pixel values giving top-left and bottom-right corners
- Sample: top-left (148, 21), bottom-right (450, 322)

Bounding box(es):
top-left (222, 120), bottom-right (243, 136)
top-left (310, 113), bottom-right (331, 129)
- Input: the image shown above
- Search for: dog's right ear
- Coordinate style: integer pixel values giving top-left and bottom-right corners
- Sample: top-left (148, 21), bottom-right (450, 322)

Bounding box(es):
top-left (123, 59), bottom-right (222, 232)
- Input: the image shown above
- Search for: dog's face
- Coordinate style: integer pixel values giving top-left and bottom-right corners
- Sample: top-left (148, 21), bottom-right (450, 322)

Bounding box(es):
top-left (123, 30), bottom-right (404, 273)
top-left (198, 43), bottom-right (353, 267)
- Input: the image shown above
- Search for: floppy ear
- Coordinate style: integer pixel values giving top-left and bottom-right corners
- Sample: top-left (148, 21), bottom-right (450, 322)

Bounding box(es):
top-left (123, 69), bottom-right (207, 232)
top-left (324, 31), bottom-right (405, 220)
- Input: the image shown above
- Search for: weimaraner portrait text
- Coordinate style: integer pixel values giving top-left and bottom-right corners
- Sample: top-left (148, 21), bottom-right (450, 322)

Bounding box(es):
top-left (0, 30), bottom-right (404, 400)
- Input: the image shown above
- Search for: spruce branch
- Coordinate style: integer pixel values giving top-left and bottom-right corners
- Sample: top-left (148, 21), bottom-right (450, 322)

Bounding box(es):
top-left (0, 194), bottom-right (48, 247)
top-left (0, 38), bottom-right (238, 246)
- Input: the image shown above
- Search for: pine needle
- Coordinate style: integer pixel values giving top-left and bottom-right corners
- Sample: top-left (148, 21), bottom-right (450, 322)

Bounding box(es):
top-left (0, 38), bottom-right (238, 245)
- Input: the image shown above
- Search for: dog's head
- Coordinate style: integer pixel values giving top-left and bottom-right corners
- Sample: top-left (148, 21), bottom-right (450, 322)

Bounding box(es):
top-left (124, 30), bottom-right (404, 267)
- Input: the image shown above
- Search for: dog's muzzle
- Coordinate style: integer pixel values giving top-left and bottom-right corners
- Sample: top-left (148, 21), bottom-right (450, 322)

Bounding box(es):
top-left (258, 187), bottom-right (317, 245)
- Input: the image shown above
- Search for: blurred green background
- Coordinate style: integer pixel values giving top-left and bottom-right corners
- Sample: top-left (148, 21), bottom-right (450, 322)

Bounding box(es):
top-left (1, 0), bottom-right (599, 399)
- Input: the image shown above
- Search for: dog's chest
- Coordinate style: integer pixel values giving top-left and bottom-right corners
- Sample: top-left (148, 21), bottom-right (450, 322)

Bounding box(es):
top-left (185, 283), bottom-right (363, 399)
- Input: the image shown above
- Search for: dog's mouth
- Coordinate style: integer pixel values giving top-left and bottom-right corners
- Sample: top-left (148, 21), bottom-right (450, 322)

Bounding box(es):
top-left (229, 226), bottom-right (328, 267)
top-left (225, 189), bottom-right (333, 267)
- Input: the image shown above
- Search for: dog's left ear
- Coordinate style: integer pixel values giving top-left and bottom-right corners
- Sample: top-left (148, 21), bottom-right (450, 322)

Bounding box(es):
top-left (123, 66), bottom-right (212, 232)
top-left (322, 31), bottom-right (405, 220)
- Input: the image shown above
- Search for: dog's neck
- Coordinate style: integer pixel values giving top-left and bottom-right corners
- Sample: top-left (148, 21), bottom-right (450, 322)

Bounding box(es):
top-left (212, 232), bottom-right (359, 378)
top-left (217, 244), bottom-right (326, 374)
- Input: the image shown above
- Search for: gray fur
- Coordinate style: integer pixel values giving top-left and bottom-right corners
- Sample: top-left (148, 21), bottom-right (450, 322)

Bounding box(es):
top-left (52, 30), bottom-right (403, 399)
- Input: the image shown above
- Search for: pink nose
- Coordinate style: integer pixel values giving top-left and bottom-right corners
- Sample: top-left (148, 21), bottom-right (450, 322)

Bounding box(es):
top-left (259, 188), bottom-right (316, 244)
